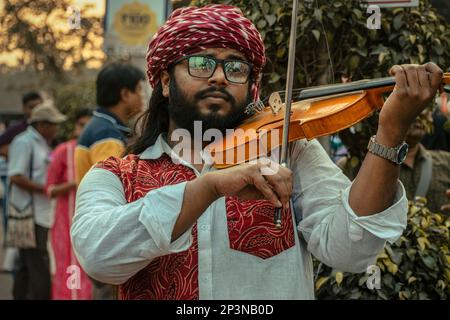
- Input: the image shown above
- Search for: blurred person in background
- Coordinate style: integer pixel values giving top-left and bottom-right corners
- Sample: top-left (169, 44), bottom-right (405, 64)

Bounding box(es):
top-left (74, 63), bottom-right (145, 299)
top-left (421, 92), bottom-right (450, 152)
top-left (401, 109), bottom-right (450, 215)
top-left (338, 108), bottom-right (450, 216)
top-left (45, 108), bottom-right (92, 300)
top-left (0, 92), bottom-right (43, 159)
top-left (8, 101), bottom-right (66, 299)
top-left (0, 92), bottom-right (43, 254)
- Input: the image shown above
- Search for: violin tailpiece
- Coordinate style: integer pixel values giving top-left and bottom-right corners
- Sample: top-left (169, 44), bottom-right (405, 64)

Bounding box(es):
top-left (244, 99), bottom-right (265, 115)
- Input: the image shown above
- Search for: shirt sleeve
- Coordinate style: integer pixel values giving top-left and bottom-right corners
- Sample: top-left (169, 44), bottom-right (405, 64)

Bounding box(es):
top-left (71, 167), bottom-right (194, 285)
top-left (8, 137), bottom-right (31, 177)
top-left (291, 139), bottom-right (408, 273)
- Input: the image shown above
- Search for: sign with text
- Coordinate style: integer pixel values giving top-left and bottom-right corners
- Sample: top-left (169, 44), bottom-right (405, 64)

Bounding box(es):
top-left (104, 0), bottom-right (169, 57)
top-left (366, 0), bottom-right (419, 8)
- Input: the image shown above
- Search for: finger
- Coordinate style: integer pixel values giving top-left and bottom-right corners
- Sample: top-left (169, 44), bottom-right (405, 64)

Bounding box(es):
top-left (441, 204), bottom-right (450, 213)
top-left (404, 64), bottom-right (420, 93)
top-left (259, 158), bottom-right (293, 182)
top-left (252, 173), bottom-right (282, 207)
top-left (258, 161), bottom-right (293, 208)
top-left (416, 65), bottom-right (429, 89)
top-left (424, 62), bottom-right (444, 90)
top-left (390, 65), bottom-right (408, 90)
top-left (277, 166), bottom-right (294, 207)
top-left (262, 172), bottom-right (292, 209)
top-left (258, 157), bottom-right (280, 176)
top-left (265, 174), bottom-right (291, 209)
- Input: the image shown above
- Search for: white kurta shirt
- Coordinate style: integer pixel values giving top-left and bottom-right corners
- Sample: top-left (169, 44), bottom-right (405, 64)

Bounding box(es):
top-left (71, 134), bottom-right (408, 299)
top-left (8, 126), bottom-right (53, 228)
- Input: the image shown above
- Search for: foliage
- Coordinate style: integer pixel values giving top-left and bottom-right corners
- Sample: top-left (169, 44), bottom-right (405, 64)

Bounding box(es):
top-left (0, 0), bottom-right (104, 76)
top-left (314, 199), bottom-right (450, 300)
top-left (52, 80), bottom-right (96, 142)
top-left (430, 0), bottom-right (450, 23)
top-left (192, 0), bottom-right (450, 97)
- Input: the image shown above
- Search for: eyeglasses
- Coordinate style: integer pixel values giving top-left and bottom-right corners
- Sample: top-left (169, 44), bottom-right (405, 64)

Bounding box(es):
top-left (175, 55), bottom-right (253, 84)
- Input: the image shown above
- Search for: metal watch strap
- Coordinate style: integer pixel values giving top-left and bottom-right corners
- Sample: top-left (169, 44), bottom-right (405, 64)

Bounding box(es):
top-left (367, 135), bottom-right (404, 164)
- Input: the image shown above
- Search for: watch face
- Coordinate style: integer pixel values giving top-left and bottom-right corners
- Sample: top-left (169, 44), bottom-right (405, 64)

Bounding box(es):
top-left (397, 143), bottom-right (409, 163)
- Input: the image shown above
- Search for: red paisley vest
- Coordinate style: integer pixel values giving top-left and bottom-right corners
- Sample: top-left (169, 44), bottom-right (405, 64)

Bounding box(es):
top-left (95, 154), bottom-right (295, 300)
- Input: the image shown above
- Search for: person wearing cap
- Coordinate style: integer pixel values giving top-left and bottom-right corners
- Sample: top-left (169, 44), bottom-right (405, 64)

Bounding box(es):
top-left (8, 101), bottom-right (66, 300)
top-left (72, 5), bottom-right (443, 299)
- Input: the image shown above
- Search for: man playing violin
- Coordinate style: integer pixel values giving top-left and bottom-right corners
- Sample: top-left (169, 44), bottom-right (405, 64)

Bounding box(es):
top-left (71, 4), bottom-right (443, 299)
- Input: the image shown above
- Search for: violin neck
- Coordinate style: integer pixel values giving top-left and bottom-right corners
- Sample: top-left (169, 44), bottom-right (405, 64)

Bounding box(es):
top-left (297, 73), bottom-right (450, 100)
top-left (298, 77), bottom-right (395, 100)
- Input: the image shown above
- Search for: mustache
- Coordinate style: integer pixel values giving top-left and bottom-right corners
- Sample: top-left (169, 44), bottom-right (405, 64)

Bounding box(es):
top-left (194, 87), bottom-right (236, 106)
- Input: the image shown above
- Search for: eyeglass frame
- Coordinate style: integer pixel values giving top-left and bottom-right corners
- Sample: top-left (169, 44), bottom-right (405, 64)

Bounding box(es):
top-left (173, 54), bottom-right (253, 84)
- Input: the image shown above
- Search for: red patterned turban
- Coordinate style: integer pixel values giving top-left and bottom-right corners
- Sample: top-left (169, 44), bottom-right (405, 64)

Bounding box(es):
top-left (146, 4), bottom-right (266, 102)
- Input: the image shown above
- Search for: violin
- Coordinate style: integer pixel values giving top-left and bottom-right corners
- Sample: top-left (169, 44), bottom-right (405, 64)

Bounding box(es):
top-left (206, 0), bottom-right (450, 228)
top-left (207, 73), bottom-right (450, 169)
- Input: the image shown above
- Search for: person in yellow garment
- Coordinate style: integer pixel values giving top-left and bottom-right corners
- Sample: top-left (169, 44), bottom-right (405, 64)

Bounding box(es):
top-left (74, 63), bottom-right (145, 299)
top-left (75, 63), bottom-right (145, 186)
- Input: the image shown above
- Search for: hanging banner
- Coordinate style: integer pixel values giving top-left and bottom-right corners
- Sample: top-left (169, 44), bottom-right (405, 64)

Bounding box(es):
top-left (104, 0), bottom-right (169, 57)
top-left (366, 0), bottom-right (419, 8)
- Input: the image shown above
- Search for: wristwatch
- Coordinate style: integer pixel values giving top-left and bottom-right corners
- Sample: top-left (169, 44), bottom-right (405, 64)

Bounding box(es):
top-left (367, 135), bottom-right (409, 165)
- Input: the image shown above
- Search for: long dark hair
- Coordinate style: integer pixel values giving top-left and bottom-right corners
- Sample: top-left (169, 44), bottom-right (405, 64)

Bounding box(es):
top-left (126, 82), bottom-right (169, 155)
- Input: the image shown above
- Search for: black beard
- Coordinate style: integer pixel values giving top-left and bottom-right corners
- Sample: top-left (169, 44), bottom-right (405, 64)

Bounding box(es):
top-left (167, 77), bottom-right (251, 136)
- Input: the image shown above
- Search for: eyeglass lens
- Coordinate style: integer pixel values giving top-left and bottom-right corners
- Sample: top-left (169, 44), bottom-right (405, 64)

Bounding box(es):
top-left (188, 56), bottom-right (250, 83)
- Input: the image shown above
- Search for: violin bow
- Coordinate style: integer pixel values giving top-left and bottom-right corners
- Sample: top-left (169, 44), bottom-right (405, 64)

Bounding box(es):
top-left (274, 0), bottom-right (299, 228)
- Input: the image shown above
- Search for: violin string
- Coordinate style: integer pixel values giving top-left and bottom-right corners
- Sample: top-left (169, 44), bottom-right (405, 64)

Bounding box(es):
top-left (315, 0), bottom-right (335, 83)
top-left (262, 89), bottom-right (304, 104)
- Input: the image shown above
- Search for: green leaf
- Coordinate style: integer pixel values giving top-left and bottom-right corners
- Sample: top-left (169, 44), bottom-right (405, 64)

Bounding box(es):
top-left (276, 46), bottom-right (285, 58)
top-left (421, 254), bottom-right (437, 269)
top-left (348, 55), bottom-right (360, 71)
top-left (262, 2), bottom-right (270, 15)
top-left (275, 32), bottom-right (284, 45)
top-left (393, 14), bottom-right (404, 31)
top-left (417, 44), bottom-right (425, 54)
top-left (312, 29), bottom-right (320, 42)
top-left (257, 19), bottom-right (267, 29)
top-left (313, 8), bottom-right (322, 22)
top-left (315, 276), bottom-right (329, 291)
top-left (265, 14), bottom-right (276, 27)
top-left (269, 72), bottom-right (281, 84)
top-left (378, 52), bottom-right (389, 64)
top-left (353, 9), bottom-right (362, 20)
top-left (300, 18), bottom-right (311, 29)
top-left (434, 44), bottom-right (444, 55)
top-left (335, 272), bottom-right (344, 285)
top-left (377, 290), bottom-right (389, 300)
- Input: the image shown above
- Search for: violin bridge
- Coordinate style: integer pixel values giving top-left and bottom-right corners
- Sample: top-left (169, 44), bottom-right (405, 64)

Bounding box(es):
top-left (268, 92), bottom-right (283, 114)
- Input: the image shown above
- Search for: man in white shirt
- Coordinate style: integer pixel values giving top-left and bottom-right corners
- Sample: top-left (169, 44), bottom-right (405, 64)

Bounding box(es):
top-left (72, 5), bottom-right (443, 299)
top-left (9, 101), bottom-right (66, 299)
